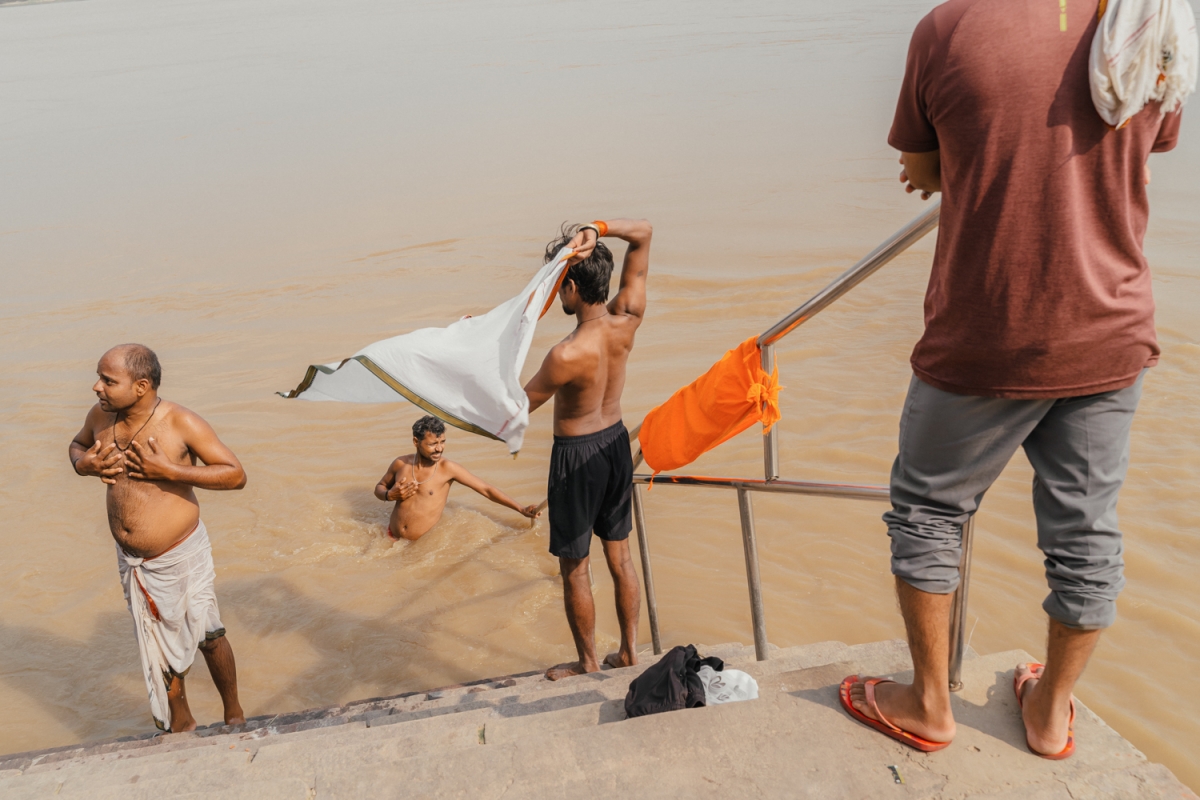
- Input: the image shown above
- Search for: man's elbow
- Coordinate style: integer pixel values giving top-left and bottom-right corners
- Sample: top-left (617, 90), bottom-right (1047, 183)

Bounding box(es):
top-left (229, 468), bottom-right (248, 490)
top-left (632, 219), bottom-right (652, 244)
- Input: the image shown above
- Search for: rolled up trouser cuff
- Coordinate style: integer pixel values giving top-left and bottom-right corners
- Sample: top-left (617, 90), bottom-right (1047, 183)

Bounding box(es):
top-left (1042, 585), bottom-right (1122, 630)
top-left (894, 572), bottom-right (959, 595)
top-left (887, 520), bottom-right (963, 595)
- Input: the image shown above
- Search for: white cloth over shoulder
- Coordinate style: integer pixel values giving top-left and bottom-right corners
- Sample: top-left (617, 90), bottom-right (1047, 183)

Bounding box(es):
top-left (280, 247), bottom-right (573, 454)
top-left (117, 521), bottom-right (225, 732)
top-left (696, 665), bottom-right (759, 705)
top-left (1090, 0), bottom-right (1198, 128)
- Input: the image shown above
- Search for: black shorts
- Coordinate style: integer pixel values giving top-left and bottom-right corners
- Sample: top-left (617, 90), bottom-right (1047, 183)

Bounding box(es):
top-left (548, 420), bottom-right (634, 560)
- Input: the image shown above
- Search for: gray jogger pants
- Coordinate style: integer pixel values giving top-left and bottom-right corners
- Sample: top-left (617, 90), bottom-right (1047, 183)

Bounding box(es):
top-left (885, 372), bottom-right (1145, 630)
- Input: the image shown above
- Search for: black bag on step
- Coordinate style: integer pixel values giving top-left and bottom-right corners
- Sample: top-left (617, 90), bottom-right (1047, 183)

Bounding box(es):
top-left (623, 645), bottom-right (724, 718)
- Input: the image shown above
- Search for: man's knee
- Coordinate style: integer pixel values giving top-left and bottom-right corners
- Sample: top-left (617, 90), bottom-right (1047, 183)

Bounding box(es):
top-left (559, 555), bottom-right (589, 580)
top-left (601, 537), bottom-right (633, 567)
top-left (199, 629), bottom-right (227, 651)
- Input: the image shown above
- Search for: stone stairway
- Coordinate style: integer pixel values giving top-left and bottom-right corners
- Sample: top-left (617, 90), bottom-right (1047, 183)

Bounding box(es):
top-left (0, 640), bottom-right (1192, 799)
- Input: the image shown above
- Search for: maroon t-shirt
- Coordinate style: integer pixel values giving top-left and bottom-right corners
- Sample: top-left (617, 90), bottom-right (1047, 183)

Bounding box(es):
top-left (891, 0), bottom-right (1181, 399)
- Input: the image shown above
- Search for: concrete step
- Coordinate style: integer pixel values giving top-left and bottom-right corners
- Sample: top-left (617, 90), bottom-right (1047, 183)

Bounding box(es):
top-left (0, 640), bottom-right (860, 796)
top-left (0, 640), bottom-right (821, 776)
top-left (1, 641), bottom-right (1192, 799)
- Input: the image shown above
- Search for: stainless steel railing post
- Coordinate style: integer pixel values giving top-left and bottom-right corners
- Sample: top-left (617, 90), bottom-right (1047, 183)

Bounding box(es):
top-left (948, 515), bottom-right (976, 692)
top-left (632, 484), bottom-right (662, 655)
top-left (760, 343), bottom-right (780, 481)
top-left (736, 488), bottom-right (769, 661)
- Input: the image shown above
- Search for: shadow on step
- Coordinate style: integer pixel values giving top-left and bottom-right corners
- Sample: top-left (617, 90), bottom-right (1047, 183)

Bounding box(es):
top-left (0, 615), bottom-right (151, 747)
top-left (223, 571), bottom-right (554, 715)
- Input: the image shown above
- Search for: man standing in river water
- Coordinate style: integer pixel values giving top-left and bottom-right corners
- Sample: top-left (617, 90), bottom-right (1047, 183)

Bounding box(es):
top-left (70, 344), bottom-right (247, 732)
top-left (525, 219), bottom-right (651, 680)
top-left (842, 0), bottom-right (1184, 759)
top-left (375, 415), bottom-right (540, 540)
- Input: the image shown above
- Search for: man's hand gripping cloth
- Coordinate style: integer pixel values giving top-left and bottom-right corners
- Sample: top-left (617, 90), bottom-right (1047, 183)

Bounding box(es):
top-left (116, 521), bottom-right (225, 732)
top-left (1090, 0), bottom-right (1198, 128)
top-left (637, 336), bottom-right (781, 474)
top-left (279, 247), bottom-right (573, 454)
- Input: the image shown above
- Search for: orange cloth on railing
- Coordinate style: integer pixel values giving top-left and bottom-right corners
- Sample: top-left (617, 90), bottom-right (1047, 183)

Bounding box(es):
top-left (638, 336), bottom-right (781, 474)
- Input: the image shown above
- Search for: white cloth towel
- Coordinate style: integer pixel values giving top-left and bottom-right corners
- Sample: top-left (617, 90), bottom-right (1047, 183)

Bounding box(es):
top-left (117, 521), bottom-right (225, 731)
top-left (696, 665), bottom-right (759, 705)
top-left (1090, 0), bottom-right (1198, 128)
top-left (280, 246), bottom-right (573, 454)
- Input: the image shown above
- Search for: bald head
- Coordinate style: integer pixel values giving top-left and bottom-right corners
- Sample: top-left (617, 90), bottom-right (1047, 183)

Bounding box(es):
top-left (105, 344), bottom-right (162, 390)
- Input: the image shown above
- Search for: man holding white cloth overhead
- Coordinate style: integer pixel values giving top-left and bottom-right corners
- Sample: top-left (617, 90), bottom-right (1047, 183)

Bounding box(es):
top-left (70, 344), bottom-right (248, 733)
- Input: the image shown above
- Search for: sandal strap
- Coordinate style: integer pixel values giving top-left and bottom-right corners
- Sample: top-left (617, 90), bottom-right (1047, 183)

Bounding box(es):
top-left (863, 678), bottom-right (901, 733)
top-left (1014, 662), bottom-right (1046, 709)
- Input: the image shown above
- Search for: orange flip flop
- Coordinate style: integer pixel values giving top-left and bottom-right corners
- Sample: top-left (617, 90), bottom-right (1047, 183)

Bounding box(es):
top-left (838, 675), bottom-right (952, 753)
top-left (1013, 663), bottom-right (1075, 760)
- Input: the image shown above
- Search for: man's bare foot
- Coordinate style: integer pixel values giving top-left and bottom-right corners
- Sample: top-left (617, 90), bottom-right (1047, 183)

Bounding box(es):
top-left (545, 660), bottom-right (598, 681)
top-left (1015, 663), bottom-right (1073, 756)
top-left (847, 677), bottom-right (955, 744)
top-left (169, 716), bottom-right (198, 733)
top-left (603, 650), bottom-right (636, 670)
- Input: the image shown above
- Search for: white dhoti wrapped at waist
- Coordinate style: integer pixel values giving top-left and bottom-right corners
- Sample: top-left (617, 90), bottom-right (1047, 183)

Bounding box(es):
top-left (116, 520), bottom-right (224, 732)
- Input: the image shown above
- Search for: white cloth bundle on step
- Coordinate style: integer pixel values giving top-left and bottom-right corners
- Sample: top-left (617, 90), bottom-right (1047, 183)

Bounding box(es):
top-left (280, 246), bottom-right (573, 454)
top-left (697, 665), bottom-right (759, 705)
top-left (1090, 0), bottom-right (1198, 128)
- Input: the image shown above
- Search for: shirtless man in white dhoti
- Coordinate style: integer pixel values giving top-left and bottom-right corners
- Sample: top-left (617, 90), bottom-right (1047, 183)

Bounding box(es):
top-left (70, 344), bottom-right (247, 732)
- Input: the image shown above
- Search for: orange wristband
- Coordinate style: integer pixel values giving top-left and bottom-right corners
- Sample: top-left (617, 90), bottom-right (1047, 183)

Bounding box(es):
top-left (592, 220), bottom-right (609, 237)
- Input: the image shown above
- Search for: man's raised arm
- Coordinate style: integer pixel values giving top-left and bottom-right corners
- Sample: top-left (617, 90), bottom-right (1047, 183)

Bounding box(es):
top-left (125, 409), bottom-right (247, 490)
top-left (603, 219), bottom-right (652, 319)
top-left (562, 218), bottom-right (651, 319)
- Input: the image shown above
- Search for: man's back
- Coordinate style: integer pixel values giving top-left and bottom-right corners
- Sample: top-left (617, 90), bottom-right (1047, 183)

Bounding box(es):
top-left (892, 0), bottom-right (1182, 399)
top-left (546, 312), bottom-right (638, 436)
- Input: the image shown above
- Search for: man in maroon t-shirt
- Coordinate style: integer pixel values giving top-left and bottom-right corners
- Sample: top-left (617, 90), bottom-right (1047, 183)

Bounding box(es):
top-left (840, 0), bottom-right (1184, 759)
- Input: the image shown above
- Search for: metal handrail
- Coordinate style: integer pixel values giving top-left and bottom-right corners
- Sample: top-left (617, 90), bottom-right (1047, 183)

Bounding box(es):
top-left (631, 475), bottom-right (889, 664)
top-left (536, 204), bottom-right (978, 690)
top-left (633, 473), bottom-right (889, 501)
top-left (758, 201), bottom-right (941, 481)
top-left (757, 202), bottom-right (942, 349)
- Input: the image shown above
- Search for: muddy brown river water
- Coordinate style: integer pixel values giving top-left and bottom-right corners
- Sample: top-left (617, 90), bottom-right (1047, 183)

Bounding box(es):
top-left (1, 0), bottom-right (1197, 788)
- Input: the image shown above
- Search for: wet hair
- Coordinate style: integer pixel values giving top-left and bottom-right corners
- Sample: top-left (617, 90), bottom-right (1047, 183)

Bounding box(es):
top-left (412, 415), bottom-right (446, 441)
top-left (114, 343), bottom-right (162, 390)
top-left (544, 222), bottom-right (614, 306)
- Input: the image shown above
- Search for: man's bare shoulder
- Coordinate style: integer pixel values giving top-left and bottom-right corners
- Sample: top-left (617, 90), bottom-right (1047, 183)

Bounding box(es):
top-left (549, 332), bottom-right (600, 371)
top-left (83, 402), bottom-right (108, 426)
top-left (159, 400), bottom-right (209, 431)
top-left (442, 458), bottom-right (470, 478)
